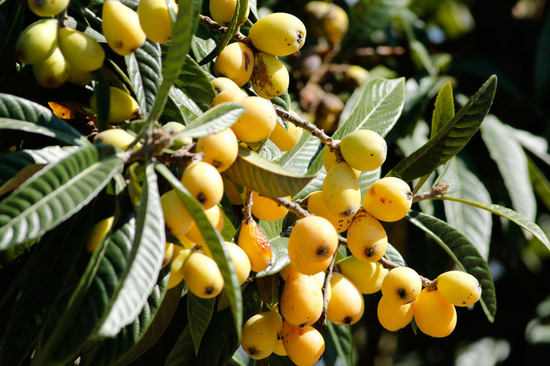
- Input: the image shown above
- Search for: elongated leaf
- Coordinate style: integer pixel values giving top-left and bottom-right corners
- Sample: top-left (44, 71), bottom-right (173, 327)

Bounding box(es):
top-left (99, 163), bottom-right (166, 337)
top-left (528, 156), bottom-right (550, 211)
top-left (224, 147), bottom-right (317, 197)
top-left (406, 210), bottom-right (497, 322)
top-left (177, 102), bottom-right (245, 138)
top-left (0, 144), bottom-right (126, 251)
top-left (481, 115), bottom-right (536, 222)
top-left (127, 40), bottom-right (163, 118)
top-left (0, 93), bottom-right (87, 146)
top-left (90, 70), bottom-right (111, 132)
top-left (325, 322), bottom-right (353, 366)
top-left (167, 85), bottom-right (203, 122)
top-left (384, 242), bottom-right (407, 266)
top-left (176, 55), bottom-right (216, 111)
top-left (511, 125), bottom-right (550, 165)
top-left (431, 81), bottom-right (455, 134)
top-left (279, 130), bottom-right (320, 175)
top-left (388, 75), bottom-right (497, 182)
top-left (188, 295), bottom-right (216, 354)
top-left (440, 196), bottom-right (550, 252)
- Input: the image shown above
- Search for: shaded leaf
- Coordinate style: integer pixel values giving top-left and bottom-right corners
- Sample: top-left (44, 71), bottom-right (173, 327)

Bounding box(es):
top-left (188, 295), bottom-right (216, 354)
top-left (175, 55), bottom-right (217, 111)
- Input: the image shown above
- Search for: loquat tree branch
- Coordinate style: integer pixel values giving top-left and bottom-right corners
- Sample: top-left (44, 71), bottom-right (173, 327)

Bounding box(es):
top-left (412, 182), bottom-right (451, 203)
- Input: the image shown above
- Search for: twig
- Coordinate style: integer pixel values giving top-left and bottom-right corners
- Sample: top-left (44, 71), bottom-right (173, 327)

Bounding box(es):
top-left (378, 256), bottom-right (434, 288)
top-left (242, 188), bottom-right (254, 224)
top-left (274, 105), bottom-right (337, 149)
top-left (318, 252), bottom-right (337, 326)
top-left (412, 183), bottom-right (451, 203)
top-left (199, 14), bottom-right (252, 47)
top-left (266, 195), bottom-right (311, 218)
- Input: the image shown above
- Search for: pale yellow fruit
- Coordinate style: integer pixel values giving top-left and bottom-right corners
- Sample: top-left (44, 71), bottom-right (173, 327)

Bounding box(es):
top-left (28, 0), bottom-right (69, 17)
top-left (280, 266), bottom-right (323, 326)
top-left (161, 121), bottom-right (192, 149)
top-left (306, 191), bottom-right (351, 233)
top-left (185, 204), bottom-right (224, 247)
top-left (32, 47), bottom-right (71, 88)
top-left (326, 272), bottom-right (364, 325)
top-left (89, 86), bottom-right (142, 124)
top-left (281, 322), bottom-right (325, 366)
top-left (273, 337), bottom-right (287, 356)
top-left (181, 161), bottom-right (224, 209)
top-left (16, 18), bottom-right (58, 65)
top-left (214, 42), bottom-right (254, 87)
top-left (138, 0), bottom-right (177, 44)
top-left (209, 0), bottom-right (249, 26)
top-left (377, 295), bottom-right (414, 331)
top-left (242, 311), bottom-right (282, 359)
top-left (166, 246), bottom-right (192, 289)
top-left (183, 251), bottom-right (224, 298)
top-left (381, 267), bottom-right (422, 305)
top-left (250, 191), bottom-right (289, 221)
top-left (290, 215), bottom-right (339, 263)
top-left (249, 13), bottom-right (307, 56)
top-left (322, 161), bottom-right (361, 218)
top-left (221, 175), bottom-right (243, 205)
top-left (269, 121), bottom-right (303, 151)
top-left (58, 27), bottom-right (105, 71)
top-left (66, 67), bottom-right (91, 86)
top-left (414, 288), bottom-right (457, 337)
top-left (346, 209), bottom-right (388, 262)
top-left (287, 236), bottom-right (332, 275)
top-left (211, 76), bottom-right (240, 93)
top-left (340, 129), bottom-right (387, 172)
top-left (251, 52), bottom-right (289, 99)
top-left (93, 128), bottom-right (139, 151)
top-left (305, 1), bottom-right (348, 45)
top-left (163, 242), bottom-right (175, 268)
top-left (225, 241), bottom-right (251, 284)
top-left (102, 0), bottom-right (146, 56)
top-left (362, 177), bottom-right (413, 222)
top-left (86, 216), bottom-right (114, 253)
top-left (231, 96), bottom-right (277, 143)
top-left (210, 88), bottom-right (248, 107)
top-left (322, 142), bottom-right (360, 178)
top-left (237, 219), bottom-right (272, 272)
top-left (337, 255), bottom-right (388, 294)
top-left (436, 270), bottom-right (481, 307)
top-left (195, 128), bottom-right (239, 172)
top-left (160, 189), bottom-right (194, 239)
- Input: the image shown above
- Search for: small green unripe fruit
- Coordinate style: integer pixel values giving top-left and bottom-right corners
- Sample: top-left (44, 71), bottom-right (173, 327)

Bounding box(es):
top-left (16, 18), bottom-right (58, 65)
top-left (209, 0), bottom-right (250, 26)
top-left (436, 270), bottom-right (481, 307)
top-left (414, 288), bottom-right (457, 338)
top-left (161, 121), bottom-right (192, 149)
top-left (242, 311), bottom-right (282, 359)
top-left (346, 209), bottom-right (388, 262)
top-left (86, 216), bottom-right (114, 253)
top-left (181, 161), bottom-right (224, 209)
top-left (280, 267), bottom-right (324, 326)
top-left (93, 128), bottom-right (139, 150)
top-left (251, 52), bottom-right (289, 99)
top-left (138, 0), bottom-right (177, 44)
top-left (28, 0), bottom-right (69, 17)
top-left (249, 12), bottom-right (307, 56)
top-left (214, 42), bottom-right (254, 87)
top-left (381, 266), bottom-right (422, 305)
top-left (32, 47), bottom-right (71, 88)
top-left (195, 128), bottom-right (239, 172)
top-left (322, 161), bottom-right (361, 218)
top-left (290, 215), bottom-right (339, 263)
top-left (362, 177), bottom-right (413, 222)
top-left (326, 272), bottom-right (365, 326)
top-left (231, 96), bottom-right (276, 143)
top-left (337, 255), bottom-right (388, 294)
top-left (340, 129), bottom-right (387, 172)
top-left (377, 295), bottom-right (414, 331)
top-left (183, 251), bottom-right (224, 299)
top-left (90, 86), bottom-right (141, 124)
top-left (281, 321), bottom-right (325, 366)
top-left (269, 120), bottom-right (303, 151)
top-left (102, 0), bottom-right (146, 56)
top-left (58, 27), bottom-right (105, 71)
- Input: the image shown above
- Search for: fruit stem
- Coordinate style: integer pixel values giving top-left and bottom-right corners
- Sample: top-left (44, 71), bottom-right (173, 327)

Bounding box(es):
top-left (412, 183), bottom-right (451, 203)
top-left (199, 14), bottom-right (253, 48)
top-left (318, 251), bottom-right (337, 326)
top-left (243, 188), bottom-right (254, 224)
top-left (378, 256), bottom-right (433, 288)
top-left (267, 195), bottom-right (310, 218)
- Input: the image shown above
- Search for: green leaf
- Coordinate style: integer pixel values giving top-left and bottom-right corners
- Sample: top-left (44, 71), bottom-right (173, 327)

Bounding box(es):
top-left (384, 242), bottom-right (407, 266)
top-left (255, 236), bottom-right (289, 278)
top-left (387, 75), bottom-right (497, 182)
top-left (188, 294), bottom-right (215, 354)
top-left (528, 156), bottom-right (550, 212)
top-left (325, 321), bottom-right (353, 366)
top-left (480, 115), bottom-right (536, 222)
top-left (177, 102), bottom-right (245, 139)
top-left (224, 146), bottom-right (317, 197)
top-left (90, 70), bottom-right (111, 132)
top-left (0, 93), bottom-right (87, 146)
top-left (406, 210), bottom-right (497, 322)
top-left (167, 85), bottom-right (203, 122)
top-left (175, 55), bottom-right (217, 111)
top-left (127, 40), bottom-right (163, 118)
top-left (279, 130), bottom-right (320, 175)
top-left (431, 81), bottom-right (455, 134)
top-left (0, 144), bottom-right (126, 251)
top-left (99, 163), bottom-right (166, 337)
top-left (440, 196), bottom-right (550, 252)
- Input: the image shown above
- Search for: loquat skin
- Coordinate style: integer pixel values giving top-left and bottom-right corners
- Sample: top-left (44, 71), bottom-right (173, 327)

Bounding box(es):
top-left (306, 191), bottom-right (352, 233)
top-left (195, 128), bottom-right (239, 172)
top-left (28, 0), bottom-right (69, 17)
top-left (231, 96), bottom-right (277, 143)
top-left (346, 209), bottom-right (388, 262)
top-left (322, 141), bottom-right (360, 178)
top-left (58, 27), bottom-right (105, 72)
top-left (138, 0), bottom-right (177, 44)
top-left (32, 47), bottom-right (71, 88)
top-left (182, 251), bottom-right (224, 298)
top-left (287, 236), bottom-right (333, 275)
top-left (248, 13), bottom-right (307, 57)
top-left (326, 272), bottom-right (365, 326)
top-left (211, 76), bottom-right (240, 93)
top-left (102, 0), bottom-right (146, 56)
top-left (304, 1), bottom-right (349, 45)
top-left (166, 246), bottom-right (192, 289)
top-left (16, 18), bottom-right (58, 65)
top-left (381, 266), bottom-right (423, 305)
top-left (322, 161), bottom-right (361, 218)
top-left (269, 120), bottom-right (303, 151)
top-left (290, 215), bottom-right (339, 263)
top-left (339, 129), bottom-right (387, 172)
top-left (337, 255), bottom-right (388, 294)
top-left (436, 270), bottom-right (481, 307)
top-left (414, 288), bottom-right (457, 338)
top-left (237, 219), bottom-right (272, 272)
top-left (362, 177), bottom-right (413, 222)
top-left (251, 52), bottom-right (289, 99)
top-left (221, 175), bottom-right (243, 205)
top-left (163, 242), bottom-right (175, 268)
top-left (93, 128), bottom-right (140, 151)
top-left (184, 204), bottom-right (224, 247)
top-left (160, 189), bottom-right (194, 239)
top-left (66, 67), bottom-right (92, 86)
top-left (181, 161), bottom-right (224, 209)
top-left (280, 267), bottom-right (324, 326)
top-left (90, 87), bottom-right (142, 124)
top-left (210, 88), bottom-right (248, 107)
top-left (281, 321), bottom-right (325, 366)
top-left (377, 295), bottom-right (414, 331)
top-left (224, 241), bottom-right (251, 285)
top-left (214, 42), bottom-right (254, 87)
top-left (209, 0), bottom-right (249, 26)
top-left (250, 191), bottom-right (289, 221)
top-left (161, 121), bottom-right (192, 149)
top-left (85, 216), bottom-right (114, 253)
top-left (241, 311), bottom-right (282, 359)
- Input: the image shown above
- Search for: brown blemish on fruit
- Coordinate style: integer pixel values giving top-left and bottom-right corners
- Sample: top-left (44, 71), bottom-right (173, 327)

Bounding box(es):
top-left (244, 51), bottom-right (252, 72)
